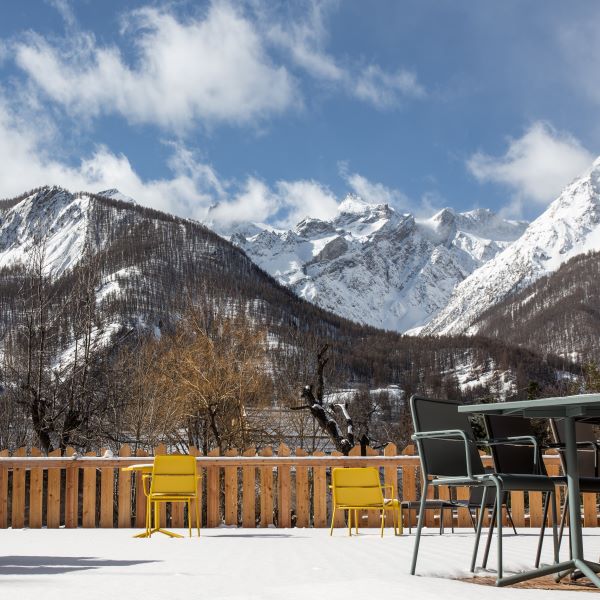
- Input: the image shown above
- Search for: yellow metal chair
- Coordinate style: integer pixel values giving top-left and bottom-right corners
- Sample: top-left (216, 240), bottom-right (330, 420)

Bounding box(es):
top-left (329, 467), bottom-right (402, 537)
top-left (143, 455), bottom-right (201, 538)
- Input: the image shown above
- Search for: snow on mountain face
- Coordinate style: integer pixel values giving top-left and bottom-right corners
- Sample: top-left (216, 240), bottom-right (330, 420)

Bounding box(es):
top-left (0, 187), bottom-right (91, 276)
top-left (231, 196), bottom-right (527, 332)
top-left (98, 189), bottom-right (136, 204)
top-left (423, 158), bottom-right (600, 336)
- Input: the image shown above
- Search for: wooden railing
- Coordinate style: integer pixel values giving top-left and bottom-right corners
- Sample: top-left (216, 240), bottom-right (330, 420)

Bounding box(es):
top-left (0, 443), bottom-right (591, 530)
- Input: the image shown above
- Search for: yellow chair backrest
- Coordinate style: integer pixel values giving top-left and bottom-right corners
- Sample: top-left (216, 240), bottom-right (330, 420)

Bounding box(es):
top-left (150, 455), bottom-right (198, 495)
top-left (332, 467), bottom-right (384, 507)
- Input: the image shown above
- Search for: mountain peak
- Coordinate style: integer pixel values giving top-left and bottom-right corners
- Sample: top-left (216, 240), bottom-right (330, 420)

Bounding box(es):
top-left (98, 189), bottom-right (136, 204)
top-left (337, 194), bottom-right (388, 215)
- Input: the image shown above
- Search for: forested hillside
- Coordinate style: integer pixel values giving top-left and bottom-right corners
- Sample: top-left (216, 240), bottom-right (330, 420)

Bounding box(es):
top-left (473, 250), bottom-right (600, 362)
top-left (0, 187), bottom-right (578, 454)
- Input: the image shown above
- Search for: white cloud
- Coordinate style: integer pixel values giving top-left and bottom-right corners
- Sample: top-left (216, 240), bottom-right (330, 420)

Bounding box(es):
top-left (266, 1), bottom-right (344, 83)
top-left (0, 98), bottom-right (225, 219)
top-left (47, 0), bottom-right (77, 29)
top-left (345, 173), bottom-right (409, 209)
top-left (206, 177), bottom-right (277, 226)
top-left (353, 64), bottom-right (425, 108)
top-left (467, 121), bottom-right (594, 209)
top-left (0, 96), bottom-right (338, 229)
top-left (274, 179), bottom-right (338, 226)
top-left (14, 3), bottom-right (297, 130)
top-left (264, 2), bottom-right (424, 109)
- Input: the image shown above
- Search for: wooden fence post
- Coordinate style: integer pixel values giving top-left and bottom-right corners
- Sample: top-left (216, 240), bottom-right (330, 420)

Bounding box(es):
top-left (47, 448), bottom-right (62, 528)
top-left (277, 444), bottom-right (291, 528)
top-left (224, 449), bottom-right (238, 526)
top-left (259, 447), bottom-right (273, 527)
top-left (242, 447), bottom-right (256, 528)
top-left (11, 447), bottom-right (26, 529)
top-left (207, 448), bottom-right (220, 527)
top-left (100, 448), bottom-right (115, 528)
top-left (331, 451), bottom-right (346, 528)
top-left (118, 445), bottom-right (132, 528)
top-left (312, 451), bottom-right (327, 528)
top-left (82, 451), bottom-right (97, 528)
top-left (65, 447), bottom-right (79, 528)
top-left (29, 447), bottom-right (43, 528)
top-left (295, 448), bottom-right (309, 528)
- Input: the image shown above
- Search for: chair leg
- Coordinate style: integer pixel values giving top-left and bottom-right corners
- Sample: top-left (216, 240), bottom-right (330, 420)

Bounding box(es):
top-left (380, 509), bottom-right (385, 538)
top-left (506, 505), bottom-right (518, 535)
top-left (355, 510), bottom-right (358, 535)
top-left (145, 498), bottom-right (151, 537)
top-left (535, 491), bottom-right (551, 568)
top-left (482, 502), bottom-right (496, 569)
top-left (495, 482), bottom-right (503, 581)
top-left (348, 509), bottom-right (352, 536)
top-left (188, 500), bottom-right (192, 538)
top-left (329, 506), bottom-right (336, 536)
top-left (410, 479), bottom-right (429, 575)
top-left (470, 486), bottom-right (489, 573)
top-left (469, 509), bottom-right (476, 531)
top-left (558, 494), bottom-right (568, 556)
top-left (550, 490), bottom-right (559, 566)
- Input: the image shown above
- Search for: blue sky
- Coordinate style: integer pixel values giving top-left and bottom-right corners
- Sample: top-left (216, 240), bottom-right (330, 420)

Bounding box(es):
top-left (0, 0), bottom-right (598, 228)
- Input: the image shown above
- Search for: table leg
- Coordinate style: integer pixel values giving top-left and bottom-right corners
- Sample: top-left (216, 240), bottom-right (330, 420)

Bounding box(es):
top-left (560, 417), bottom-right (600, 586)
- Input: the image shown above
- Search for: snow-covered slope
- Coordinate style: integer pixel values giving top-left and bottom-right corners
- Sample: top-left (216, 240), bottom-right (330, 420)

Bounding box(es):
top-left (232, 196), bottom-right (527, 332)
top-left (0, 187), bottom-right (91, 275)
top-left (423, 158), bottom-right (600, 336)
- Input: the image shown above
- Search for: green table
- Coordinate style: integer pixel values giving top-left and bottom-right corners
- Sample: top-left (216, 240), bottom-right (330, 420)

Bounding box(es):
top-left (459, 393), bottom-right (600, 587)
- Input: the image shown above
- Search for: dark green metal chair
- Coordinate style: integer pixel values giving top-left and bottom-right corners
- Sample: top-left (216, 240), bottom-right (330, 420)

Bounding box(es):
top-left (409, 395), bottom-right (559, 585)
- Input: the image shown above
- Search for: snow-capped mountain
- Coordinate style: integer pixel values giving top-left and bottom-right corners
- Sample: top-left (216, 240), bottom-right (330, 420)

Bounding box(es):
top-left (0, 185), bottom-right (576, 406)
top-left (232, 196), bottom-right (527, 332)
top-left (423, 158), bottom-right (600, 336)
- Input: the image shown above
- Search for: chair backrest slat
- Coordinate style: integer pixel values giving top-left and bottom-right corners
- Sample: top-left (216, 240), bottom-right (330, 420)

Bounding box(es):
top-left (410, 396), bottom-right (484, 478)
top-left (551, 420), bottom-right (597, 478)
top-left (484, 415), bottom-right (546, 476)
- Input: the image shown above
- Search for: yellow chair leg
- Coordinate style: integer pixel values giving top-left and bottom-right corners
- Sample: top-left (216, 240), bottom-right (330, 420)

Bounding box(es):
top-left (330, 507), bottom-right (336, 536)
top-left (355, 510), bottom-right (358, 535)
top-left (348, 509), bottom-right (352, 536)
top-left (188, 500), bottom-right (192, 538)
top-left (380, 510), bottom-right (385, 537)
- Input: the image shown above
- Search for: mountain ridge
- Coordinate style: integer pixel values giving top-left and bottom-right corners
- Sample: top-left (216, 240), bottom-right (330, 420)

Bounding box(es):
top-left (423, 158), bottom-right (600, 336)
top-left (231, 197), bottom-right (527, 332)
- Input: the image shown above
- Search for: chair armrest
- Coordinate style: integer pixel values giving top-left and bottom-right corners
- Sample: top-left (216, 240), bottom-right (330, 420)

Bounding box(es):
top-left (546, 440), bottom-right (600, 476)
top-left (411, 429), bottom-right (478, 480)
top-left (480, 435), bottom-right (540, 465)
top-left (381, 483), bottom-right (396, 499)
top-left (142, 474), bottom-right (152, 498)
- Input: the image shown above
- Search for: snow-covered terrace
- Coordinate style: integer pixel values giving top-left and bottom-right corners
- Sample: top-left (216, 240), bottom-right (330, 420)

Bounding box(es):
top-left (1, 527), bottom-right (597, 598)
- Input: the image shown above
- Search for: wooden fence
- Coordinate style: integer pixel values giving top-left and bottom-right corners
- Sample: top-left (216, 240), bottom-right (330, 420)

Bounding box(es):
top-left (0, 443), bottom-right (594, 530)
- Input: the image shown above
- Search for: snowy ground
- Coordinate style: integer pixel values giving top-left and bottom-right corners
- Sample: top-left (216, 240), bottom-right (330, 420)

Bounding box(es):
top-left (1, 527), bottom-right (598, 599)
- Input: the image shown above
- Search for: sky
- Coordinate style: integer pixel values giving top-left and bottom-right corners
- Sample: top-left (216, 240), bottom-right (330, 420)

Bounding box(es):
top-left (0, 0), bottom-right (599, 229)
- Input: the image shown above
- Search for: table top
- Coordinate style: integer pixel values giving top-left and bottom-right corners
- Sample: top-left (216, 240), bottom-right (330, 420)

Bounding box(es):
top-left (458, 393), bottom-right (600, 419)
top-left (122, 463), bottom-right (153, 472)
